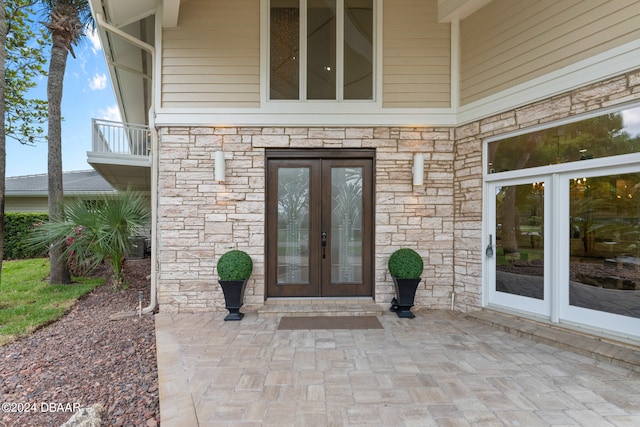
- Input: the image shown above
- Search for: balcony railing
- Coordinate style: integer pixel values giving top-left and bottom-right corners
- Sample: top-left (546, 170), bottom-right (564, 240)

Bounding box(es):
top-left (91, 118), bottom-right (150, 157)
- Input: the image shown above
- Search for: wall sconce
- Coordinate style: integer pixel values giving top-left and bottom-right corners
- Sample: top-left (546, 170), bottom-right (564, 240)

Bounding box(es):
top-left (214, 150), bottom-right (225, 181)
top-left (413, 153), bottom-right (424, 186)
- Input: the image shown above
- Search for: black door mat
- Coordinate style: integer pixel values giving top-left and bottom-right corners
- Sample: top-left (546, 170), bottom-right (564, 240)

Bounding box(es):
top-left (277, 316), bottom-right (383, 330)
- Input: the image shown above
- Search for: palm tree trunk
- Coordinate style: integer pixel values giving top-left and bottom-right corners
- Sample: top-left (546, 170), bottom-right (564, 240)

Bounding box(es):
top-left (47, 35), bottom-right (71, 284)
top-left (0, 0), bottom-right (6, 283)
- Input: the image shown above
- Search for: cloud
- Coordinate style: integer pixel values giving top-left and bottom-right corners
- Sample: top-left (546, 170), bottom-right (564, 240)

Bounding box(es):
top-left (89, 73), bottom-right (107, 90)
top-left (622, 106), bottom-right (640, 137)
top-left (86, 26), bottom-right (102, 55)
top-left (98, 105), bottom-right (122, 122)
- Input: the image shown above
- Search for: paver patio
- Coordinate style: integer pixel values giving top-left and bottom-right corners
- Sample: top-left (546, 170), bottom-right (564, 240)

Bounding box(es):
top-left (156, 310), bottom-right (640, 426)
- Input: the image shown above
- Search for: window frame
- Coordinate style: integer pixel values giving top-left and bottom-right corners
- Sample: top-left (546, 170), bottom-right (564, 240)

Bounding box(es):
top-left (267, 0), bottom-right (378, 103)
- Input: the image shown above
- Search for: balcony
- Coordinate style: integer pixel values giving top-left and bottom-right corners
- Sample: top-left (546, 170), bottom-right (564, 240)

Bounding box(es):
top-left (87, 119), bottom-right (151, 190)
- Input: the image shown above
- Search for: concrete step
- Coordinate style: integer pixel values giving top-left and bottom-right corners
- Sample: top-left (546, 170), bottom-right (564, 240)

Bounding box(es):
top-left (257, 298), bottom-right (385, 317)
top-left (467, 309), bottom-right (640, 372)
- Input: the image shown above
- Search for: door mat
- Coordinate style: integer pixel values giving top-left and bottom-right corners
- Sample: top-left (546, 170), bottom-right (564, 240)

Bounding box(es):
top-left (277, 316), bottom-right (383, 330)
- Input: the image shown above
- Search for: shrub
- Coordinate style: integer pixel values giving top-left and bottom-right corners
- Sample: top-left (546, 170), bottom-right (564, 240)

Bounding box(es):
top-left (217, 250), bottom-right (253, 281)
top-left (388, 248), bottom-right (423, 279)
top-left (4, 213), bottom-right (49, 260)
top-left (27, 190), bottom-right (151, 289)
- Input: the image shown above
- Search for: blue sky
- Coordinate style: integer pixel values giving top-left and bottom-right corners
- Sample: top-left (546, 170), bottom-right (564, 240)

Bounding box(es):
top-left (6, 27), bottom-right (119, 178)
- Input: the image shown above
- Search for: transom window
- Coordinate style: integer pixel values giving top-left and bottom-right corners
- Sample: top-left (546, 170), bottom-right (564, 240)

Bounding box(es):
top-left (488, 106), bottom-right (640, 173)
top-left (270, 0), bottom-right (374, 101)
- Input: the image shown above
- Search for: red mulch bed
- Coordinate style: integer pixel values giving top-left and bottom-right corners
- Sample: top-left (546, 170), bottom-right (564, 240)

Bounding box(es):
top-left (0, 258), bottom-right (159, 427)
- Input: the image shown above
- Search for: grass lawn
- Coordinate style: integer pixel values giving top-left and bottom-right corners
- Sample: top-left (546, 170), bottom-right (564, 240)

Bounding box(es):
top-left (0, 258), bottom-right (103, 346)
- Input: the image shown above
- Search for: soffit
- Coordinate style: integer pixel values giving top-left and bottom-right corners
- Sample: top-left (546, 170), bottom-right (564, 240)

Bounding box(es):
top-left (97, 0), bottom-right (181, 28)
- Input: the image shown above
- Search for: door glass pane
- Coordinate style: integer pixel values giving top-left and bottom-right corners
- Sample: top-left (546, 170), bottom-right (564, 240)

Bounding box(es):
top-left (271, 0), bottom-right (300, 99)
top-left (495, 183), bottom-right (545, 299)
top-left (569, 173), bottom-right (640, 318)
top-left (307, 0), bottom-right (336, 99)
top-left (344, 0), bottom-right (373, 99)
top-left (331, 167), bottom-right (362, 282)
top-left (278, 168), bottom-right (310, 284)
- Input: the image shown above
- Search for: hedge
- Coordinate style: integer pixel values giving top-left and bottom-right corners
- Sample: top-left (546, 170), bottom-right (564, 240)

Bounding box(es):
top-left (4, 213), bottom-right (49, 260)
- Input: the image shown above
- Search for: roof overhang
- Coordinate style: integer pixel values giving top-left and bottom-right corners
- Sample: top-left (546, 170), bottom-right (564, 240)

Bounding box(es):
top-left (96, 0), bottom-right (180, 28)
top-left (89, 0), bottom-right (182, 128)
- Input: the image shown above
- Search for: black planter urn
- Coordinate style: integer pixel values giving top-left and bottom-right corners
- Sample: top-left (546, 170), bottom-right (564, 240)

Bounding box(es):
top-left (219, 279), bottom-right (248, 321)
top-left (390, 277), bottom-right (421, 318)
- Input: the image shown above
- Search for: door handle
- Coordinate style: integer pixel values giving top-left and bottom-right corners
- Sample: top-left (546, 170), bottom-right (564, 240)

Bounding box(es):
top-left (321, 231), bottom-right (327, 259)
top-left (486, 234), bottom-right (494, 258)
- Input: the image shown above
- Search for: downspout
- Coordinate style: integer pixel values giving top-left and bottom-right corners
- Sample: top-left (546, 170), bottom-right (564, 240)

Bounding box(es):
top-left (95, 12), bottom-right (158, 315)
top-left (450, 19), bottom-right (460, 311)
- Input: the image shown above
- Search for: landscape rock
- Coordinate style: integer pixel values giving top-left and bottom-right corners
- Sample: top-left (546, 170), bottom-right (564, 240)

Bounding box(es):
top-left (59, 403), bottom-right (104, 427)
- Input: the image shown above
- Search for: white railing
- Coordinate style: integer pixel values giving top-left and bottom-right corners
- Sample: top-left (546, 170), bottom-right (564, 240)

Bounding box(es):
top-left (92, 118), bottom-right (150, 157)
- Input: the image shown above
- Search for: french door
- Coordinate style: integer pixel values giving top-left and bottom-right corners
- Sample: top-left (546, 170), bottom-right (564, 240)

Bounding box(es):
top-left (487, 171), bottom-right (640, 339)
top-left (486, 177), bottom-right (551, 317)
top-left (266, 150), bottom-right (374, 297)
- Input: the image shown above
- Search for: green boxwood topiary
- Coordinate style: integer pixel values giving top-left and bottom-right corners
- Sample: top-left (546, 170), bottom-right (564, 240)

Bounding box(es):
top-left (388, 248), bottom-right (423, 279)
top-left (217, 250), bottom-right (253, 281)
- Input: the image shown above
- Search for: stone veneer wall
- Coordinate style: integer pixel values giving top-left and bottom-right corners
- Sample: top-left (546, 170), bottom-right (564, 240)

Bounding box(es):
top-left (157, 127), bottom-right (456, 313)
top-left (156, 69), bottom-right (640, 314)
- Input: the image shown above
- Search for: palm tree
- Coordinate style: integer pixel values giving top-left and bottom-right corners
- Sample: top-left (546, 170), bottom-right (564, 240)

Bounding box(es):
top-left (40, 0), bottom-right (92, 284)
top-left (29, 189), bottom-right (151, 289)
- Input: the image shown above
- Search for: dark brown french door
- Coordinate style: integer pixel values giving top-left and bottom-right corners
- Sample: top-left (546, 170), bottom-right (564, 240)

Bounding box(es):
top-left (266, 150), bottom-right (374, 297)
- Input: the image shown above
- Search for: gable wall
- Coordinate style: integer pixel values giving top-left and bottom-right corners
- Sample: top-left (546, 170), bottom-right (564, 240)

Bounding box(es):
top-left (161, 0), bottom-right (261, 108)
top-left (383, 0), bottom-right (451, 108)
top-left (460, 0), bottom-right (640, 105)
top-left (160, 0), bottom-right (451, 110)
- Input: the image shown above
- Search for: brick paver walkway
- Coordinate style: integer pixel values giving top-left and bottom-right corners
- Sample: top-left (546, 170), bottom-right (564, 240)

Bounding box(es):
top-left (157, 310), bottom-right (640, 426)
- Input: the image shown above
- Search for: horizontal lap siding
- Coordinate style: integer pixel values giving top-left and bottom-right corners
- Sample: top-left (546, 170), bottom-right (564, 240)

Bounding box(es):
top-left (460, 0), bottom-right (640, 105)
top-left (161, 0), bottom-right (260, 108)
top-left (383, 0), bottom-right (451, 108)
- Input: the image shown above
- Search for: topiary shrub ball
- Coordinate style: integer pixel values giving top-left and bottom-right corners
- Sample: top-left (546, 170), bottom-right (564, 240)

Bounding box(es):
top-left (388, 248), bottom-right (423, 279)
top-left (217, 250), bottom-right (253, 281)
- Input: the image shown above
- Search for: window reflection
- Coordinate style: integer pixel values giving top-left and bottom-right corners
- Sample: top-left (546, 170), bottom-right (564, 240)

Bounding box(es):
top-left (569, 173), bottom-right (640, 318)
top-left (270, 0), bottom-right (300, 99)
top-left (495, 183), bottom-right (544, 300)
top-left (489, 107), bottom-right (640, 173)
top-left (331, 167), bottom-right (363, 282)
top-left (277, 168), bottom-right (310, 284)
top-left (307, 0), bottom-right (336, 99)
top-left (344, 0), bottom-right (373, 99)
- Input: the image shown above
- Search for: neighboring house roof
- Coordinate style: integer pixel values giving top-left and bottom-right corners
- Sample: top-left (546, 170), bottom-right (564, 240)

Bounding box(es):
top-left (6, 170), bottom-right (116, 196)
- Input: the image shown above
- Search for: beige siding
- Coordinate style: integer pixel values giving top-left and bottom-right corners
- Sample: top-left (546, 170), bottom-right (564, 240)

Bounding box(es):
top-left (161, 0), bottom-right (260, 108)
top-left (383, 0), bottom-right (451, 108)
top-left (460, 0), bottom-right (640, 105)
top-left (5, 197), bottom-right (48, 213)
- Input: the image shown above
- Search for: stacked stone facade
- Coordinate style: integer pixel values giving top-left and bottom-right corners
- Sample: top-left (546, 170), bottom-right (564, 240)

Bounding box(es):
top-left (157, 126), bottom-right (456, 313)
top-left (452, 69), bottom-right (640, 312)
top-left (156, 69), bottom-right (640, 314)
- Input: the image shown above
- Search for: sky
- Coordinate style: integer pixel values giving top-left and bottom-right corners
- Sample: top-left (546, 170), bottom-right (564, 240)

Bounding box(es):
top-left (6, 27), bottom-right (120, 178)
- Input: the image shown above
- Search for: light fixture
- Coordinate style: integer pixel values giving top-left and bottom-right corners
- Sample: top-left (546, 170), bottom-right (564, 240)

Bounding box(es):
top-left (214, 150), bottom-right (225, 181)
top-left (413, 153), bottom-right (424, 186)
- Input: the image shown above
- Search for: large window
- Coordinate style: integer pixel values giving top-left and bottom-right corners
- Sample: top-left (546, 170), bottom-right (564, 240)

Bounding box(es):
top-left (270, 0), bottom-right (374, 101)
